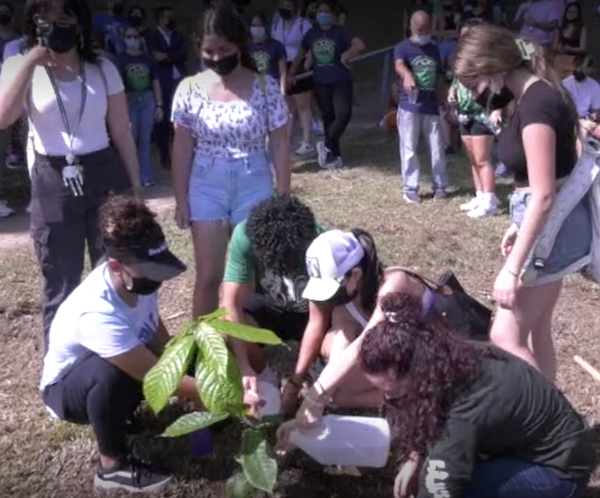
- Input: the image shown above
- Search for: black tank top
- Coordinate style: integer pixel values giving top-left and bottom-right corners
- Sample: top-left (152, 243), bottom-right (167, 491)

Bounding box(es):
top-left (559, 24), bottom-right (582, 48)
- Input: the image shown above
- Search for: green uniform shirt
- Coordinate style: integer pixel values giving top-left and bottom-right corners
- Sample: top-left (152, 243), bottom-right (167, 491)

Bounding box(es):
top-left (452, 78), bottom-right (487, 124)
top-left (223, 220), bottom-right (326, 313)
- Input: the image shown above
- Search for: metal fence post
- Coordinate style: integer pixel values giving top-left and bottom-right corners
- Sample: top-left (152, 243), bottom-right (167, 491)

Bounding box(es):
top-left (380, 49), bottom-right (393, 115)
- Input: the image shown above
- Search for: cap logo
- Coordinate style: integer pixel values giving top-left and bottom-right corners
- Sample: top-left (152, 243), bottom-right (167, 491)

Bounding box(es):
top-left (306, 257), bottom-right (321, 278)
top-left (148, 240), bottom-right (168, 257)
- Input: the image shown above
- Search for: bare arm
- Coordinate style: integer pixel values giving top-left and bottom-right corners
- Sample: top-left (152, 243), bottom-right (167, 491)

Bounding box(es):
top-left (313, 271), bottom-right (420, 396)
top-left (565, 26), bottom-right (587, 55)
top-left (107, 345), bottom-right (199, 401)
top-left (278, 57), bottom-right (287, 94)
top-left (152, 78), bottom-right (162, 106)
top-left (291, 301), bottom-right (333, 384)
top-left (289, 46), bottom-right (308, 79)
top-left (146, 318), bottom-right (171, 356)
top-left (221, 281), bottom-right (254, 371)
top-left (171, 124), bottom-right (194, 206)
top-left (107, 91), bottom-right (141, 191)
top-left (0, 57), bottom-right (35, 129)
top-left (342, 36), bottom-right (365, 61)
top-left (270, 123), bottom-right (291, 194)
top-left (503, 124), bottom-right (556, 274)
top-left (395, 59), bottom-right (414, 80)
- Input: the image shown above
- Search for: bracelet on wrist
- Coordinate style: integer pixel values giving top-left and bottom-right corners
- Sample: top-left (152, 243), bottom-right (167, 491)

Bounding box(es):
top-left (504, 266), bottom-right (520, 278)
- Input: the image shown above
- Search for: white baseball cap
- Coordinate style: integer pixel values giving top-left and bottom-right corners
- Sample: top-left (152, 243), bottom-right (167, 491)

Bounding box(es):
top-left (302, 230), bottom-right (365, 301)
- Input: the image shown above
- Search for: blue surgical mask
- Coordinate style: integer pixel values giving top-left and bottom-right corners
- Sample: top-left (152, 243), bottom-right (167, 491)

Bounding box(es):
top-left (125, 37), bottom-right (140, 50)
top-left (250, 26), bottom-right (266, 40)
top-left (316, 12), bottom-right (332, 26)
top-left (413, 34), bottom-right (432, 46)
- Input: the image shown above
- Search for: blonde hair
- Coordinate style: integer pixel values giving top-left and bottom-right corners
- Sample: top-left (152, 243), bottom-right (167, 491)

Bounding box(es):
top-left (454, 25), bottom-right (572, 107)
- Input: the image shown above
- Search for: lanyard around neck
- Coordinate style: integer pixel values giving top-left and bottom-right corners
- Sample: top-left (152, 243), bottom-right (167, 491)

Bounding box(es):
top-left (44, 63), bottom-right (87, 157)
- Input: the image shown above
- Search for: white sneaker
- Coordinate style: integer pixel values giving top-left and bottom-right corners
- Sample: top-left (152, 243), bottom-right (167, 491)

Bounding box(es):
top-left (294, 142), bottom-right (316, 157)
top-left (467, 203), bottom-right (498, 218)
top-left (0, 200), bottom-right (14, 218)
top-left (460, 197), bottom-right (480, 212)
top-left (316, 141), bottom-right (327, 168)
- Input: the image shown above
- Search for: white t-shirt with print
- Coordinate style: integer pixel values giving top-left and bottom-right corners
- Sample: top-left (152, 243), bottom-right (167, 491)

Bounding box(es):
top-left (562, 75), bottom-right (600, 117)
top-left (271, 17), bottom-right (313, 62)
top-left (170, 73), bottom-right (289, 159)
top-left (0, 54), bottom-right (124, 156)
top-left (40, 262), bottom-right (159, 390)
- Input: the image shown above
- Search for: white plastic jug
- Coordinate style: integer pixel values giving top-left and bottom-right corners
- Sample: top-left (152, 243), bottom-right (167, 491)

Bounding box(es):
top-left (288, 415), bottom-right (391, 468)
top-left (256, 380), bottom-right (281, 418)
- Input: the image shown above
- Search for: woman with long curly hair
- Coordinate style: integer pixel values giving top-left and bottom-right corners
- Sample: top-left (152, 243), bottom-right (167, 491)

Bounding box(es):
top-left (358, 292), bottom-right (593, 498)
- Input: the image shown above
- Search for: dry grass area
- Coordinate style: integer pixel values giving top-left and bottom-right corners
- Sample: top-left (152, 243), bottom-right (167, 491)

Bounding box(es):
top-left (2, 129), bottom-right (600, 497)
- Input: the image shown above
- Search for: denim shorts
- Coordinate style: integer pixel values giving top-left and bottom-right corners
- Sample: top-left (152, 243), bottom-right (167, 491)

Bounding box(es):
top-left (188, 152), bottom-right (273, 224)
top-left (510, 190), bottom-right (591, 280)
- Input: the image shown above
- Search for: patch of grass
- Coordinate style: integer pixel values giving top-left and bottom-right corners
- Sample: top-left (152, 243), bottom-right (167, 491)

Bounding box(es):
top-left (2, 129), bottom-right (600, 497)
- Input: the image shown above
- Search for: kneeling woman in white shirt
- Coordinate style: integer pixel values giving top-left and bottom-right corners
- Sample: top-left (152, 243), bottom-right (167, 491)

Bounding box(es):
top-left (0, 0), bottom-right (141, 352)
top-left (40, 195), bottom-right (193, 494)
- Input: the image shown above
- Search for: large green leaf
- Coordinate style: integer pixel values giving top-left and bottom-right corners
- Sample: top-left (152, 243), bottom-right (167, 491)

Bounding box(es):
top-left (210, 319), bottom-right (283, 346)
top-left (164, 325), bottom-right (193, 349)
top-left (226, 471), bottom-right (255, 498)
top-left (143, 334), bottom-right (196, 414)
top-left (195, 353), bottom-right (244, 413)
top-left (162, 411), bottom-right (230, 437)
top-left (193, 321), bottom-right (230, 377)
top-left (201, 308), bottom-right (228, 321)
top-left (240, 429), bottom-right (278, 493)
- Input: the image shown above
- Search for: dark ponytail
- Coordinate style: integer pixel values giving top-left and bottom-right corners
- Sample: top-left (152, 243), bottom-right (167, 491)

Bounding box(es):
top-left (351, 228), bottom-right (384, 314)
top-left (200, 0), bottom-right (257, 72)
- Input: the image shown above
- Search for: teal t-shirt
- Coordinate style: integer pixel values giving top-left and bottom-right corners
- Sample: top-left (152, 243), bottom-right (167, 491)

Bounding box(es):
top-left (223, 220), bottom-right (326, 313)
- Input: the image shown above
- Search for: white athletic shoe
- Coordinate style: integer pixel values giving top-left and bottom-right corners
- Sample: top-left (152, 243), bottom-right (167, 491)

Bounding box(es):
top-left (467, 203), bottom-right (498, 218)
top-left (0, 200), bottom-right (15, 218)
top-left (460, 197), bottom-right (480, 212)
top-left (295, 142), bottom-right (316, 157)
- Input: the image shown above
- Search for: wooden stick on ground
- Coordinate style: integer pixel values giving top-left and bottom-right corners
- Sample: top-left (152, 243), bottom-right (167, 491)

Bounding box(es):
top-left (164, 311), bottom-right (185, 321)
top-left (574, 355), bottom-right (600, 384)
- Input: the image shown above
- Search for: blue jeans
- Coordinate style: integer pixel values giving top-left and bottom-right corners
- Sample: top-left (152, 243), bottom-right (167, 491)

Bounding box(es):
top-left (127, 91), bottom-right (155, 185)
top-left (188, 152), bottom-right (273, 224)
top-left (463, 458), bottom-right (584, 498)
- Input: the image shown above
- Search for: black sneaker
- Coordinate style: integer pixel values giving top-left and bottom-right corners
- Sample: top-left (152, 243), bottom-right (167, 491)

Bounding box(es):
top-left (94, 456), bottom-right (173, 493)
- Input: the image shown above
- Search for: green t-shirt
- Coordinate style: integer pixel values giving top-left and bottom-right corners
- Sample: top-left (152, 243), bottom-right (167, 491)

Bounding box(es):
top-left (452, 78), bottom-right (487, 124)
top-left (223, 220), bottom-right (326, 313)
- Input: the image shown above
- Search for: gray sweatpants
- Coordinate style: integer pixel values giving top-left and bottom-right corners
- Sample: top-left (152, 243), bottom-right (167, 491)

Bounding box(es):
top-left (397, 108), bottom-right (448, 193)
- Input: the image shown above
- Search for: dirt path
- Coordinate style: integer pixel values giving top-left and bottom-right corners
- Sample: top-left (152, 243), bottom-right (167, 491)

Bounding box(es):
top-left (0, 184), bottom-right (176, 254)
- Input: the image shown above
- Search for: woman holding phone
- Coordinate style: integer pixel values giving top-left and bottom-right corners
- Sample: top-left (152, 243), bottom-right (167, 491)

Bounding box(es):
top-left (0, 0), bottom-right (139, 351)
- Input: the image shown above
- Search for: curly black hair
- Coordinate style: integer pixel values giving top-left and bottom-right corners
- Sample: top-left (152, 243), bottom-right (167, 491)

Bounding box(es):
top-left (99, 195), bottom-right (164, 251)
top-left (245, 194), bottom-right (317, 275)
top-left (359, 292), bottom-right (499, 460)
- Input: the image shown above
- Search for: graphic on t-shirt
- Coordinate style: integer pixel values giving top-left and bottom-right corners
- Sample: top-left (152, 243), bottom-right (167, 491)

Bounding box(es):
top-left (124, 62), bottom-right (152, 92)
top-left (412, 55), bottom-right (438, 91)
top-left (425, 460), bottom-right (450, 497)
top-left (139, 311), bottom-right (158, 343)
top-left (260, 269), bottom-right (308, 312)
top-left (252, 50), bottom-right (271, 74)
top-left (312, 37), bottom-right (336, 67)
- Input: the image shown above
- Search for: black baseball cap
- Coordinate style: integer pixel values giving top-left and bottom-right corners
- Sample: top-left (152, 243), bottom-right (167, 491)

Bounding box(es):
top-left (104, 237), bottom-right (187, 282)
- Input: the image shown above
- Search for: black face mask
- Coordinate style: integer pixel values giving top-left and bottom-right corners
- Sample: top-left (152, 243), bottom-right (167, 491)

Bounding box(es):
top-left (573, 70), bottom-right (586, 82)
top-left (474, 85), bottom-right (514, 111)
top-left (38, 23), bottom-right (79, 54)
top-left (111, 3), bottom-right (125, 15)
top-left (279, 8), bottom-right (293, 19)
top-left (125, 276), bottom-right (163, 295)
top-left (203, 53), bottom-right (239, 76)
top-left (0, 14), bottom-right (12, 26)
top-left (129, 16), bottom-right (144, 27)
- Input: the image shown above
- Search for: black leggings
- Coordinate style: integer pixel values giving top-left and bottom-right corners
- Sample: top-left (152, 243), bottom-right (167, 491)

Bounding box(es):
top-left (313, 79), bottom-right (353, 157)
top-left (43, 354), bottom-right (142, 458)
